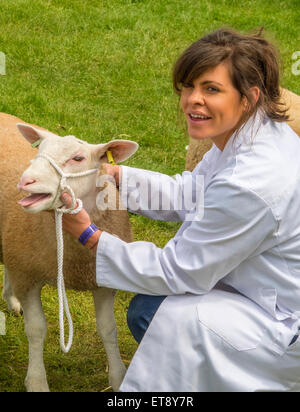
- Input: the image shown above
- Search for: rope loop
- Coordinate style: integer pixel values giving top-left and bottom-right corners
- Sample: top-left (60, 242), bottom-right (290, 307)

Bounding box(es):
top-left (35, 152), bottom-right (97, 353)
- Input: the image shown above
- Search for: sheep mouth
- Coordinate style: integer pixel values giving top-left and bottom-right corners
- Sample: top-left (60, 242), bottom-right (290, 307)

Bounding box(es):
top-left (18, 193), bottom-right (52, 208)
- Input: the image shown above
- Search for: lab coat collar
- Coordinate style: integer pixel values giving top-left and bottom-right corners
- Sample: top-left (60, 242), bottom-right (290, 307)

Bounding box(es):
top-left (222, 109), bottom-right (266, 153)
top-left (209, 110), bottom-right (267, 178)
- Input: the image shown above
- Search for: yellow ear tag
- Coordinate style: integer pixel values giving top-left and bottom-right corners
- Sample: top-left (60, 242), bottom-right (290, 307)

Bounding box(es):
top-left (106, 150), bottom-right (116, 165)
top-left (31, 138), bottom-right (42, 148)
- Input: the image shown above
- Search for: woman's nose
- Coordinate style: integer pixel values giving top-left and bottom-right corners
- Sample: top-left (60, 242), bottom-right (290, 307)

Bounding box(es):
top-left (188, 88), bottom-right (205, 106)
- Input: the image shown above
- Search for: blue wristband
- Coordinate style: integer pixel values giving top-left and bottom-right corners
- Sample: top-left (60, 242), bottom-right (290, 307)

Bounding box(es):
top-left (78, 224), bottom-right (99, 246)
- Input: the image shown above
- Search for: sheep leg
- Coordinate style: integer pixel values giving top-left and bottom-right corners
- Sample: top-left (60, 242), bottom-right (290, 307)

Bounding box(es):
top-left (2, 267), bottom-right (22, 315)
top-left (92, 288), bottom-right (126, 391)
top-left (20, 285), bottom-right (49, 392)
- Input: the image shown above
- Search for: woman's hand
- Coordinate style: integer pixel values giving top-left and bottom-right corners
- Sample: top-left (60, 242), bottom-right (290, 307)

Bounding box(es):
top-left (101, 163), bottom-right (122, 187)
top-left (60, 193), bottom-right (102, 251)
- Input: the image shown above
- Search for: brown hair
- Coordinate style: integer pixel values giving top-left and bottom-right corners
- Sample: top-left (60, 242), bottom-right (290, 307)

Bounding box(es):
top-left (173, 27), bottom-right (289, 130)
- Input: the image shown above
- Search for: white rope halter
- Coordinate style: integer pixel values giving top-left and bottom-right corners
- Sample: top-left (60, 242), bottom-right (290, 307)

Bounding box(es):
top-left (36, 153), bottom-right (97, 353)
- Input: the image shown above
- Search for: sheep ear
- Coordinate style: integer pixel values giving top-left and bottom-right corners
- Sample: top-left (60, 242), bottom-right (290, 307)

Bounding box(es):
top-left (17, 123), bottom-right (58, 146)
top-left (97, 139), bottom-right (139, 163)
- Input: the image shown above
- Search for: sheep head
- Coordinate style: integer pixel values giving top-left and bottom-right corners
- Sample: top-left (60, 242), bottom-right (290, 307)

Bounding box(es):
top-left (17, 124), bottom-right (138, 213)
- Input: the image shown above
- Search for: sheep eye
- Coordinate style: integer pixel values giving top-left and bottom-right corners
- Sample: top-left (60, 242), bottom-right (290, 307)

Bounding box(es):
top-left (73, 156), bottom-right (84, 162)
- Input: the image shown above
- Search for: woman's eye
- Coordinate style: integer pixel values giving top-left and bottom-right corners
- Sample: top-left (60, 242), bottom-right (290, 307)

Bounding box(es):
top-left (207, 86), bottom-right (219, 92)
top-left (73, 156), bottom-right (84, 162)
top-left (182, 82), bottom-right (194, 89)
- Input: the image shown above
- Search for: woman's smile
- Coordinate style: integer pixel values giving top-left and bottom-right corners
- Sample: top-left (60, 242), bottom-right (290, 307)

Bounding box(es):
top-left (188, 112), bottom-right (212, 122)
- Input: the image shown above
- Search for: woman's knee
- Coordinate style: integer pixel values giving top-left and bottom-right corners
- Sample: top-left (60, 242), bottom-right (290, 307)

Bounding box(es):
top-left (127, 294), bottom-right (167, 343)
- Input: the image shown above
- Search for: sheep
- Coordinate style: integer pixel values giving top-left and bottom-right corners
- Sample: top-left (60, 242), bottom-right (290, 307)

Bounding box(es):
top-left (186, 87), bottom-right (300, 171)
top-left (0, 112), bottom-right (138, 392)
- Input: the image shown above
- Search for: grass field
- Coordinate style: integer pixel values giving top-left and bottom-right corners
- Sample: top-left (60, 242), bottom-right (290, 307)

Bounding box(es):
top-left (0, 0), bottom-right (299, 392)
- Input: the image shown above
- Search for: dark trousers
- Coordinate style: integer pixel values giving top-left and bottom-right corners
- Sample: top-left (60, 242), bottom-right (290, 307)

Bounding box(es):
top-left (127, 294), bottom-right (167, 343)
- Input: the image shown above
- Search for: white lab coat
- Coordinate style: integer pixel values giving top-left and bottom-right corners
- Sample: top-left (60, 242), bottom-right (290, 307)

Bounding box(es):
top-left (96, 112), bottom-right (300, 392)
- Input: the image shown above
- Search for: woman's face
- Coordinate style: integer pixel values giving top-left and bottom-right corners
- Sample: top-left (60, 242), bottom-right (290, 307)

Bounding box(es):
top-left (180, 63), bottom-right (247, 151)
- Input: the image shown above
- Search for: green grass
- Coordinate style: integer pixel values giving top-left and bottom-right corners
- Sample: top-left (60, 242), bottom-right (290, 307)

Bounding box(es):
top-left (0, 0), bottom-right (299, 392)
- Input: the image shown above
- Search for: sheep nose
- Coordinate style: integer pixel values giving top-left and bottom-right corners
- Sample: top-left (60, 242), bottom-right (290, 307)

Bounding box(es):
top-left (18, 177), bottom-right (36, 190)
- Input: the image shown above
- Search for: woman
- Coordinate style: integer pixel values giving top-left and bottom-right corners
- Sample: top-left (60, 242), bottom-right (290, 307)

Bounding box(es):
top-left (61, 28), bottom-right (300, 392)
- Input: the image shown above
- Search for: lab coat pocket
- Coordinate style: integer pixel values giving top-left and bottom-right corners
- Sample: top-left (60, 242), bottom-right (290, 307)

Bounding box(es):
top-left (196, 290), bottom-right (266, 351)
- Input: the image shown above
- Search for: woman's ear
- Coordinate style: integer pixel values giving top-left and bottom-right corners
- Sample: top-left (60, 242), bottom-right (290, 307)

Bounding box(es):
top-left (250, 86), bottom-right (260, 105)
top-left (241, 87), bottom-right (260, 113)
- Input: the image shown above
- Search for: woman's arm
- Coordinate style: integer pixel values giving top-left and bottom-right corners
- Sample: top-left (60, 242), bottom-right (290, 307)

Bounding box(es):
top-left (95, 180), bottom-right (278, 295)
top-left (119, 164), bottom-right (206, 222)
top-left (101, 148), bottom-right (215, 223)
